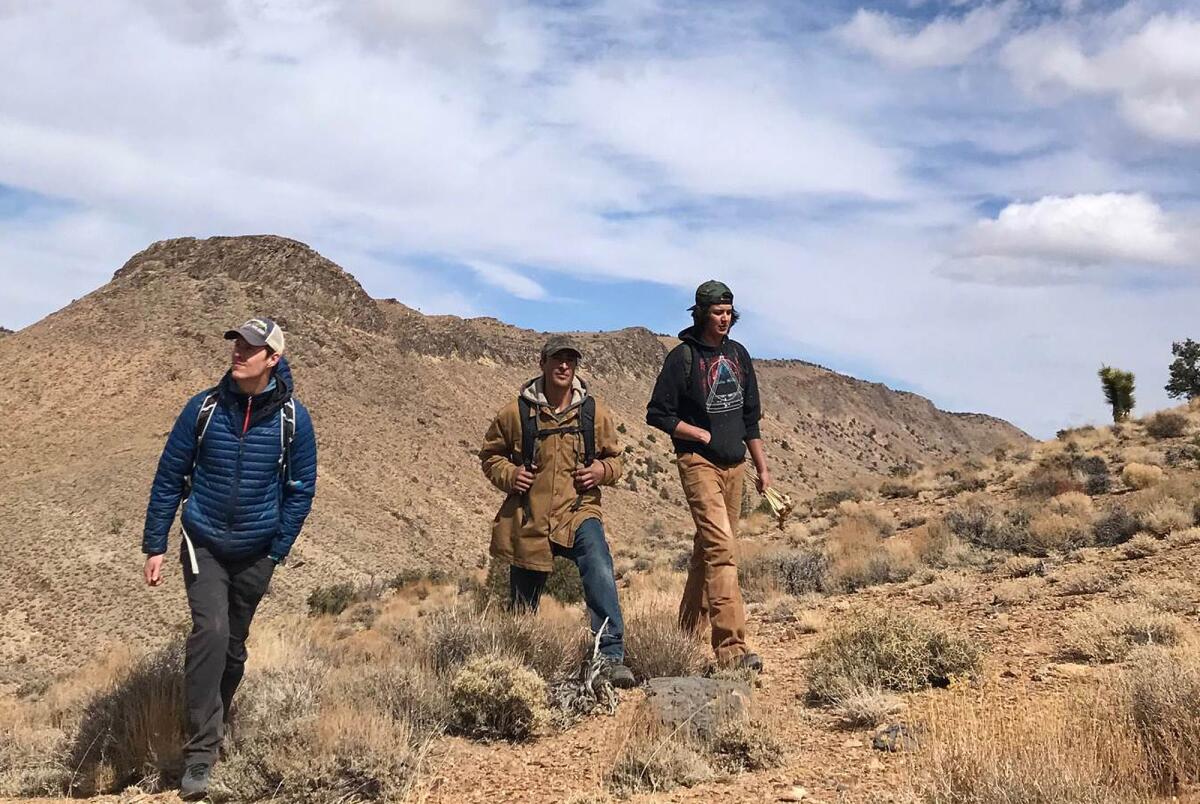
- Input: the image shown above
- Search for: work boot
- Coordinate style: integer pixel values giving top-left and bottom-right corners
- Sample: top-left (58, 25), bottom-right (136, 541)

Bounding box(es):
top-left (603, 659), bottom-right (637, 689)
top-left (180, 762), bottom-right (211, 801)
top-left (736, 652), bottom-right (764, 673)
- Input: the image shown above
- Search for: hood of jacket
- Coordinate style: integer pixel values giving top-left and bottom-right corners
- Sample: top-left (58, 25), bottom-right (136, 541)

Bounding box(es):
top-left (216, 355), bottom-right (295, 428)
top-left (678, 325), bottom-right (728, 349)
top-left (519, 374), bottom-right (589, 414)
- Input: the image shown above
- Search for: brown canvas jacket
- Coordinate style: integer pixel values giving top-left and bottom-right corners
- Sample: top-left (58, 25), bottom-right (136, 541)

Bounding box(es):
top-left (479, 376), bottom-right (623, 571)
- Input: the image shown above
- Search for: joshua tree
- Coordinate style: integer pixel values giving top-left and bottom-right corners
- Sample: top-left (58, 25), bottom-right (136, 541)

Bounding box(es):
top-left (1098, 366), bottom-right (1136, 422)
top-left (1165, 339), bottom-right (1200, 400)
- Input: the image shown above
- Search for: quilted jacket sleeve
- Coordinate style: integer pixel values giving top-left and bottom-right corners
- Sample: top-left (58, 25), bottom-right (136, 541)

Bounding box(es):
top-left (271, 401), bottom-right (317, 561)
top-left (142, 394), bottom-right (204, 555)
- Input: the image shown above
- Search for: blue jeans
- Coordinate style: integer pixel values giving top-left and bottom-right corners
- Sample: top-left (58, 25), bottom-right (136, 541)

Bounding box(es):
top-left (509, 517), bottom-right (625, 661)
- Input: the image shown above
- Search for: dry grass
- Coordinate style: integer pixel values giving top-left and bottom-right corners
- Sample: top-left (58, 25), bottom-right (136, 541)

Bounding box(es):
top-left (825, 517), bottom-right (918, 592)
top-left (1061, 603), bottom-right (1186, 663)
top-left (913, 573), bottom-right (971, 606)
top-left (1144, 411), bottom-right (1189, 439)
top-left (1027, 509), bottom-right (1093, 554)
top-left (1139, 498), bottom-right (1192, 536)
top-left (622, 593), bottom-right (707, 681)
top-left (992, 576), bottom-right (1047, 605)
top-left (1115, 579), bottom-right (1198, 615)
top-left (831, 686), bottom-right (905, 728)
top-left (997, 556), bottom-right (1043, 578)
top-left (1120, 646), bottom-right (1200, 790)
top-left (1171, 526), bottom-right (1200, 546)
top-left (1122, 533), bottom-right (1161, 559)
top-left (805, 609), bottom-right (980, 702)
top-left (914, 690), bottom-right (1151, 804)
top-left (1051, 565), bottom-right (1115, 596)
top-left (1123, 463), bottom-right (1165, 490)
top-left (607, 716), bottom-right (715, 797)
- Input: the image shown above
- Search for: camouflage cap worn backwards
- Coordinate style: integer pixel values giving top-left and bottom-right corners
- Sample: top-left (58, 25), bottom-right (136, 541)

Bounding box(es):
top-left (689, 280), bottom-right (733, 310)
top-left (540, 334), bottom-right (582, 361)
top-left (225, 316), bottom-right (285, 353)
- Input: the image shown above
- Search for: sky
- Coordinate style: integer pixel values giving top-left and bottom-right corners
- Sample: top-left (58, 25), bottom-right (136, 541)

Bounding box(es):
top-left (1, 0), bottom-right (1198, 438)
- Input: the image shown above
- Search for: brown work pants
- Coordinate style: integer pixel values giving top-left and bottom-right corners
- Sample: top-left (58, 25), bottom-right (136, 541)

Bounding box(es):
top-left (676, 451), bottom-right (748, 663)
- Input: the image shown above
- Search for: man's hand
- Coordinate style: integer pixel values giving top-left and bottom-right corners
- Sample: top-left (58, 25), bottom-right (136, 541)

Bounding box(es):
top-left (512, 465), bottom-right (537, 494)
top-left (573, 462), bottom-right (606, 492)
top-left (144, 554), bottom-right (164, 587)
top-left (755, 467), bottom-right (772, 494)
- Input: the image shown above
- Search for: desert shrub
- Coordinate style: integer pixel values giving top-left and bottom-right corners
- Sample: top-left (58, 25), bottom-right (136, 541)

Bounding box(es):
top-left (1120, 647), bottom-right (1200, 791)
top-left (1094, 506), bottom-right (1142, 546)
top-left (0, 717), bottom-right (70, 796)
top-left (1141, 499), bottom-right (1191, 536)
top-left (623, 596), bottom-right (707, 680)
top-left (879, 480), bottom-right (919, 499)
top-left (1145, 411), bottom-right (1188, 439)
top-left (479, 556), bottom-right (583, 607)
top-left (992, 577), bottom-right (1047, 605)
top-left (1116, 580), bottom-right (1199, 615)
top-left (826, 519), bottom-right (917, 592)
top-left (336, 663), bottom-right (449, 737)
top-left (836, 500), bottom-right (897, 536)
top-left (944, 496), bottom-right (1036, 554)
top-left (1061, 604), bottom-right (1185, 663)
top-left (805, 609), bottom-right (980, 702)
top-left (1020, 461), bottom-right (1085, 499)
top-left (1027, 508), bottom-right (1094, 554)
top-left (831, 686), bottom-right (904, 728)
top-left (1077, 455), bottom-right (1113, 495)
top-left (608, 720), bottom-right (713, 796)
top-left (1053, 566), bottom-right (1115, 596)
top-left (1172, 527), bottom-right (1200, 546)
top-left (812, 487), bottom-right (860, 512)
top-left (914, 574), bottom-right (971, 605)
top-left (307, 582), bottom-right (358, 616)
top-left (1124, 463), bottom-right (1165, 490)
top-left (741, 548), bottom-right (829, 598)
top-left (708, 719), bottom-right (785, 773)
top-left (66, 640), bottom-right (185, 794)
top-left (1123, 534), bottom-right (1161, 559)
top-left (448, 654), bottom-right (549, 741)
top-left (916, 691), bottom-right (1150, 804)
top-left (998, 556), bottom-right (1044, 578)
top-left (423, 607), bottom-right (580, 681)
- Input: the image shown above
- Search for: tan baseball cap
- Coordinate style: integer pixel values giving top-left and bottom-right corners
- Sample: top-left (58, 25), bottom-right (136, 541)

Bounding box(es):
top-left (224, 317), bottom-right (285, 353)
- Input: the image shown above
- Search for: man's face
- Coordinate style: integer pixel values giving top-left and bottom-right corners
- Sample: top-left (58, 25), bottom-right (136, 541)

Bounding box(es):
top-left (230, 336), bottom-right (279, 382)
top-left (704, 303), bottom-right (734, 339)
top-left (541, 350), bottom-right (579, 390)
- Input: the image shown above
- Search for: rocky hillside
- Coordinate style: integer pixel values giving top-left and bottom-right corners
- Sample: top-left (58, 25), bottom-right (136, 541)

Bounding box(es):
top-left (0, 236), bottom-right (1028, 679)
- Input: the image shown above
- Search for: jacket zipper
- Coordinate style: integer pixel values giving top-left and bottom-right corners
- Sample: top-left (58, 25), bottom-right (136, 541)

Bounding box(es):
top-left (227, 396), bottom-right (253, 529)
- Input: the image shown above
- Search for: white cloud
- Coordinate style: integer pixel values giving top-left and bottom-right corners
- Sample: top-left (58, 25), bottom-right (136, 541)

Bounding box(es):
top-left (839, 3), bottom-right (1013, 69)
top-left (557, 58), bottom-right (908, 200)
top-left (969, 193), bottom-right (1187, 265)
top-left (1005, 13), bottom-right (1200, 143)
top-left (466, 260), bottom-right (547, 300)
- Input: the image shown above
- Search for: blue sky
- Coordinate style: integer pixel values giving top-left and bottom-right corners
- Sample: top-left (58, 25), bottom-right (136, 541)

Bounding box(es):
top-left (2, 0), bottom-right (1199, 437)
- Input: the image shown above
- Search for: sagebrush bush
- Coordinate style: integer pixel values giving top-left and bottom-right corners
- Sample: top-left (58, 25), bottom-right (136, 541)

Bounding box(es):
top-left (1124, 463), bottom-right (1165, 490)
top-left (1061, 604), bottom-right (1185, 663)
top-left (741, 548), bottom-right (829, 598)
top-left (998, 556), bottom-right (1043, 578)
top-left (423, 607), bottom-right (581, 681)
top-left (66, 640), bottom-right (185, 795)
top-left (448, 654), bottom-right (549, 741)
top-left (831, 686), bottom-right (904, 728)
top-left (306, 581), bottom-right (359, 616)
top-left (1141, 499), bottom-right (1191, 536)
top-left (1123, 533), bottom-right (1161, 559)
top-left (708, 719), bottom-right (785, 773)
top-left (805, 609), bottom-right (980, 702)
top-left (623, 596), bottom-right (707, 680)
top-left (944, 496), bottom-right (1043, 554)
top-left (1094, 506), bottom-right (1142, 546)
top-left (1053, 566), bottom-right (1115, 596)
top-left (608, 721), bottom-right (713, 796)
top-left (826, 518), bottom-right (916, 592)
top-left (1120, 647), bottom-right (1200, 791)
top-left (1145, 411), bottom-right (1188, 439)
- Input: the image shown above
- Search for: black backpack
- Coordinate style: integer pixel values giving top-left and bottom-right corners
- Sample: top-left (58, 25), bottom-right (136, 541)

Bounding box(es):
top-left (516, 395), bottom-right (596, 469)
top-left (183, 389), bottom-right (298, 498)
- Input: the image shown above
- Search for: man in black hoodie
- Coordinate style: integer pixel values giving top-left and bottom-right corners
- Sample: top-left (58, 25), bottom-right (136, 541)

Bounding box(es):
top-left (646, 281), bottom-right (770, 671)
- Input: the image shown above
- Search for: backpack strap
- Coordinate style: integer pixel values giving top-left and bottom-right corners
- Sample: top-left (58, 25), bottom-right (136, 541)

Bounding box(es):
top-left (517, 396), bottom-right (538, 469)
top-left (184, 389), bottom-right (219, 500)
top-left (681, 343), bottom-right (694, 389)
top-left (579, 396), bottom-right (596, 467)
top-left (279, 398), bottom-right (298, 487)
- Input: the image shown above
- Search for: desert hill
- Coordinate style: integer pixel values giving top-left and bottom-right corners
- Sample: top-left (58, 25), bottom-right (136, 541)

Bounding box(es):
top-left (0, 235), bottom-right (1028, 681)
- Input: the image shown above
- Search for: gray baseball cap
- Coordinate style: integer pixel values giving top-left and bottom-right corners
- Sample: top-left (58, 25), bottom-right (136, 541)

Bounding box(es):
top-left (540, 334), bottom-right (582, 361)
top-left (225, 317), bottom-right (285, 353)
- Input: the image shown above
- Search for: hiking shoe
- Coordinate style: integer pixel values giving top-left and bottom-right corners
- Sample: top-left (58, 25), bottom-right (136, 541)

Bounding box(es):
top-left (736, 652), bottom-right (764, 673)
top-left (603, 660), bottom-right (637, 689)
top-left (180, 762), bottom-right (211, 801)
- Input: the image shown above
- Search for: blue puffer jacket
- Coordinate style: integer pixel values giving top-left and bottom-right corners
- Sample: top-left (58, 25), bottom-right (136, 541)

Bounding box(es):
top-left (142, 358), bottom-right (317, 562)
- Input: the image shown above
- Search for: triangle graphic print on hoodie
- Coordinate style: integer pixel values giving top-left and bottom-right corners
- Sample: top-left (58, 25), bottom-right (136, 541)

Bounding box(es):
top-left (702, 353), bottom-right (745, 414)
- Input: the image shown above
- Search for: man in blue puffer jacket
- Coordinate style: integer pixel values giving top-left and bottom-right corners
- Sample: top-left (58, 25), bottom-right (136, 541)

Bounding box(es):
top-left (141, 316), bottom-right (317, 800)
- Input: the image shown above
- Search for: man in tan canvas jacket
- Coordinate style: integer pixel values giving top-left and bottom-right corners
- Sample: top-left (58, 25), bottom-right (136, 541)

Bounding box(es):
top-left (480, 335), bottom-right (635, 687)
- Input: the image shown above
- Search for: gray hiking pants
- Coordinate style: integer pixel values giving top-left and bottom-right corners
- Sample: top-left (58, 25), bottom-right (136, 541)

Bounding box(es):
top-left (181, 544), bottom-right (275, 765)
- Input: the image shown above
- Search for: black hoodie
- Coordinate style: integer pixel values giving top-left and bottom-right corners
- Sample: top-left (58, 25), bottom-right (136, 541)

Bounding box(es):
top-left (646, 326), bottom-right (762, 465)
